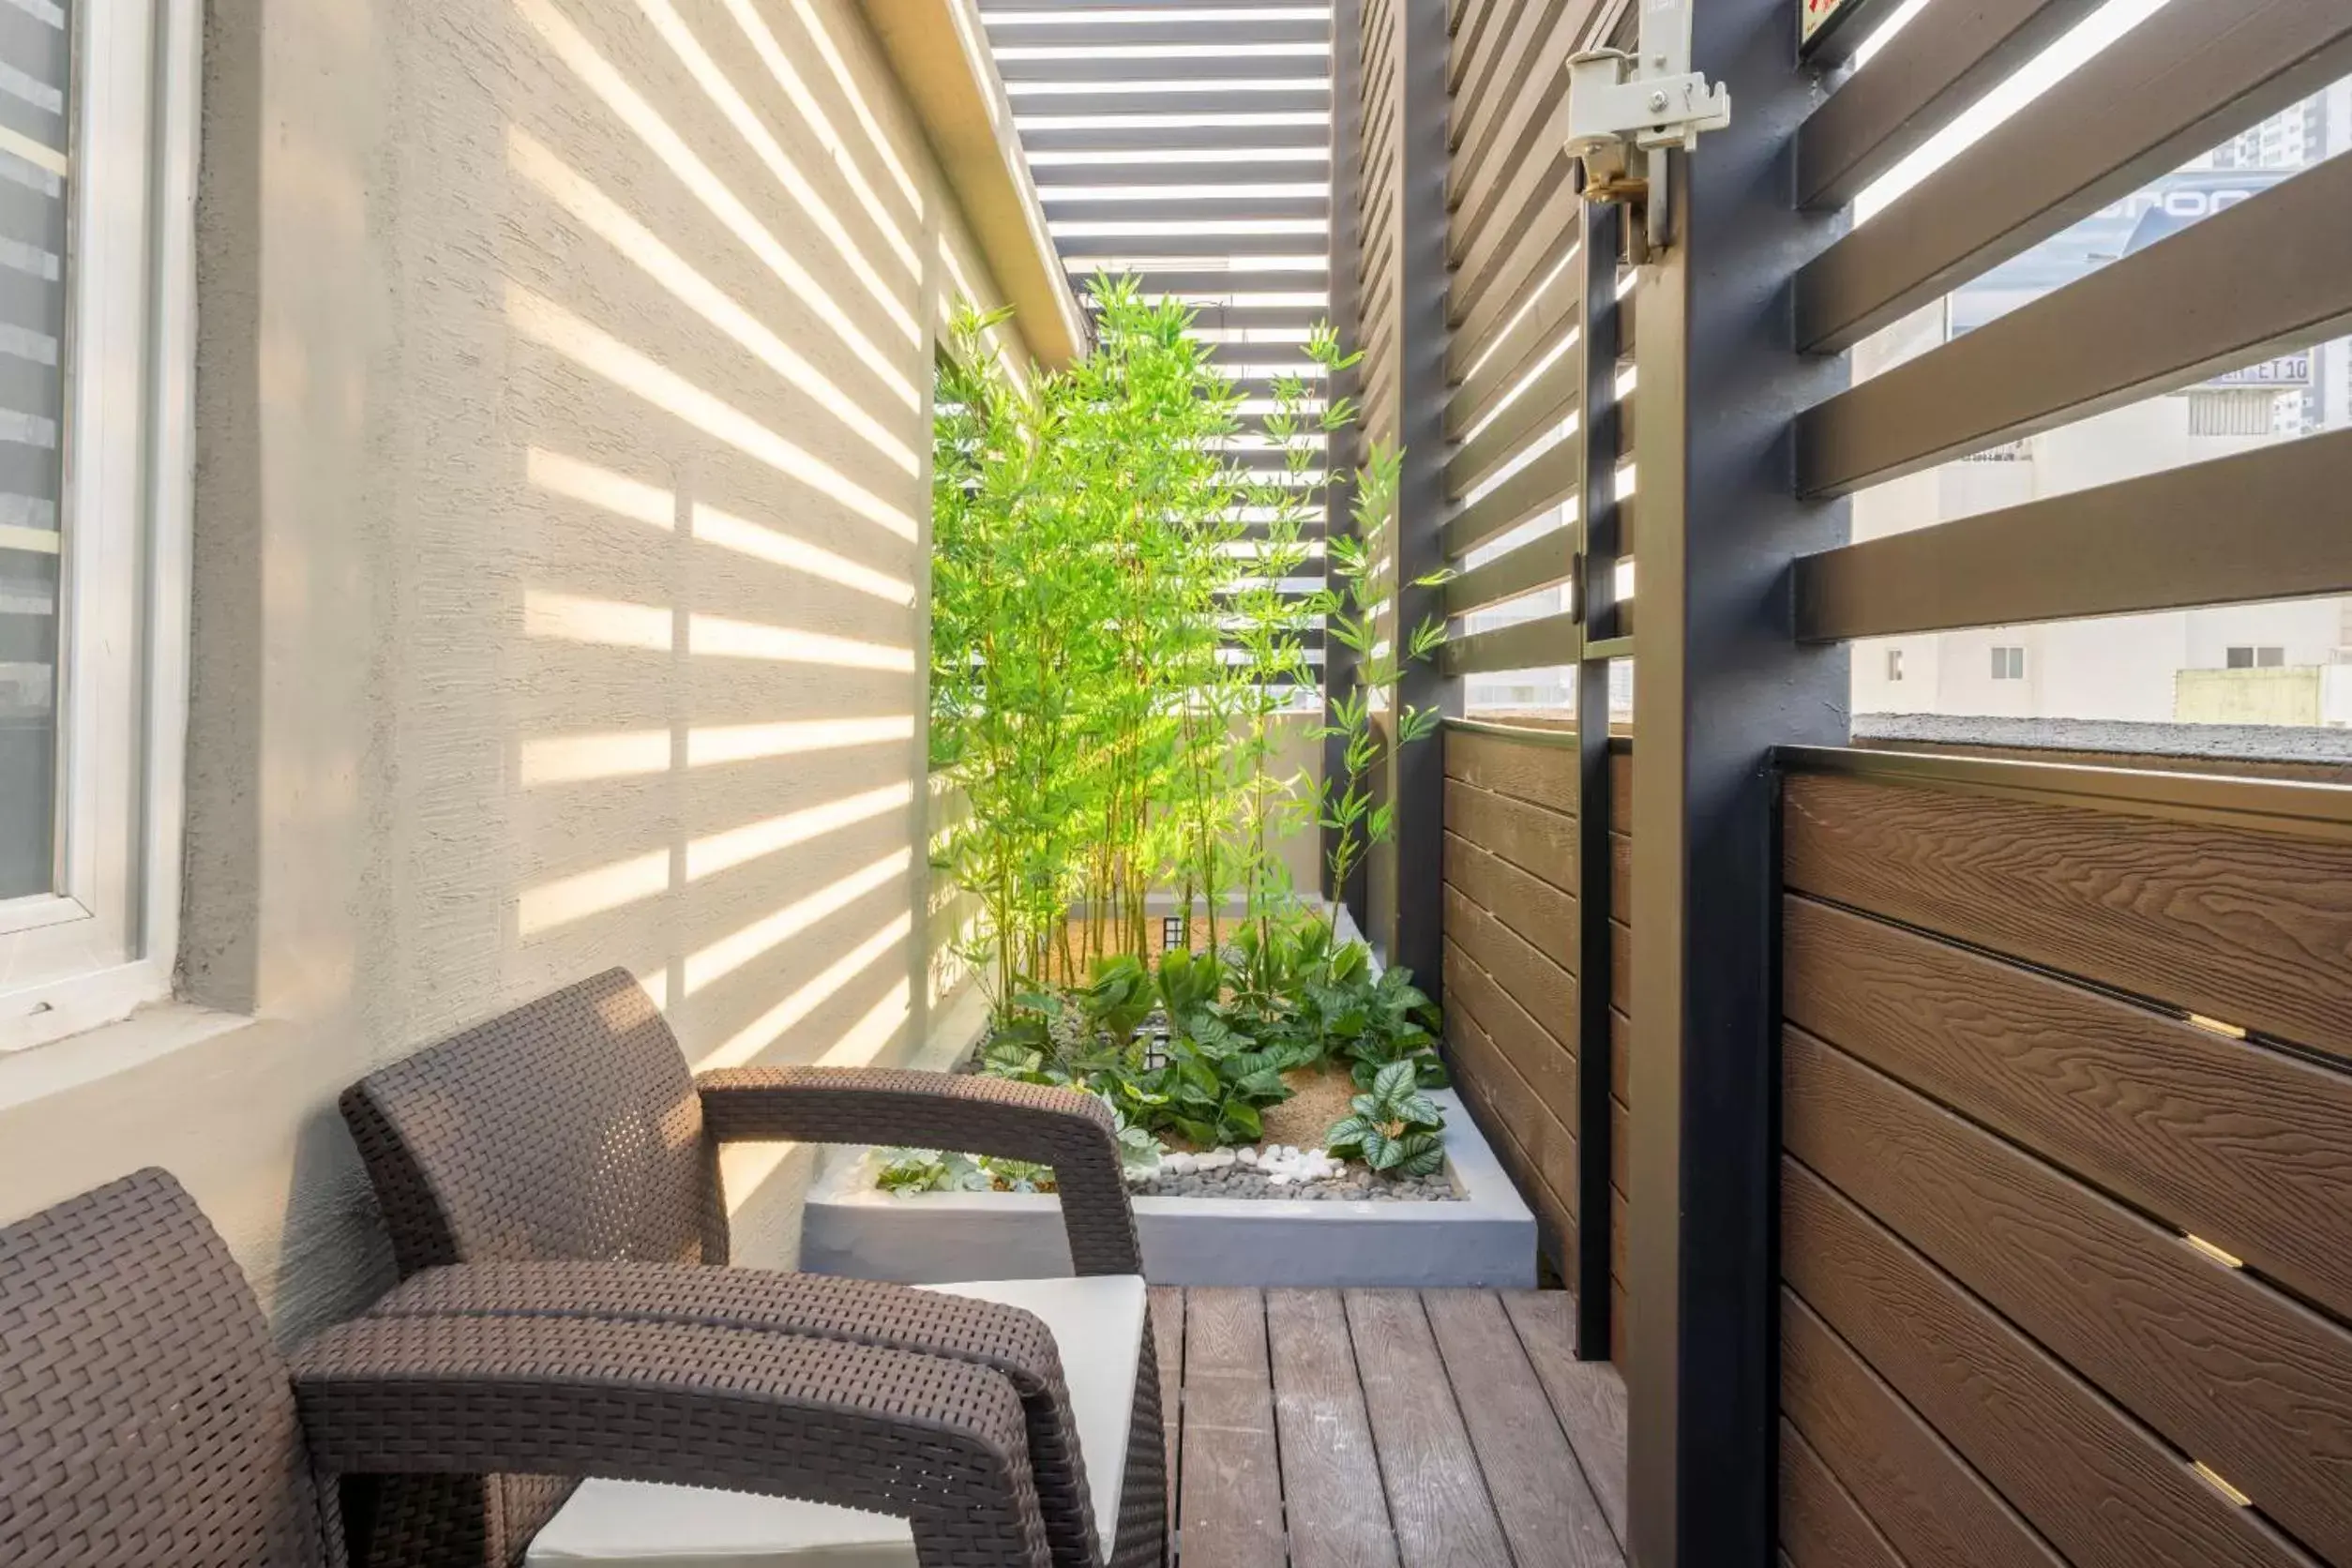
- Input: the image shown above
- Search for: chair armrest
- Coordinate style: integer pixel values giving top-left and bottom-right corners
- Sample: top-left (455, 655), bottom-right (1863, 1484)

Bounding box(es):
top-left (695, 1066), bottom-right (1143, 1276)
top-left (291, 1307), bottom-right (1054, 1568)
top-left (363, 1261), bottom-right (1102, 1568)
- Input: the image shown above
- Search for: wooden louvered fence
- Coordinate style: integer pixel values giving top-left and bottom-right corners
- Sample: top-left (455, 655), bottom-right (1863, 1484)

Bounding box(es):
top-left (1334, 0), bottom-right (1634, 1361)
top-left (1437, 721), bottom-right (1633, 1361)
top-left (1331, 0), bottom-right (2352, 1561)
top-left (1775, 748), bottom-right (2352, 1568)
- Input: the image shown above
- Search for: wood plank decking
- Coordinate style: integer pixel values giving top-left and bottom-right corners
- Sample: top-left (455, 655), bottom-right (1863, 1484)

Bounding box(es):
top-left (1153, 1288), bottom-right (1628, 1568)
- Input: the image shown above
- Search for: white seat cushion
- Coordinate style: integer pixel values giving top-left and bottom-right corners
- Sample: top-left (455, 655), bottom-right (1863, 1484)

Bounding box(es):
top-left (526, 1274), bottom-right (1148, 1568)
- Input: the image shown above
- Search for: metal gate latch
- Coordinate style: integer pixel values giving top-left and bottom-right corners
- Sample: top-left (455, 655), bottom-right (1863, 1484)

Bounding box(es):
top-left (1561, 0), bottom-right (1730, 246)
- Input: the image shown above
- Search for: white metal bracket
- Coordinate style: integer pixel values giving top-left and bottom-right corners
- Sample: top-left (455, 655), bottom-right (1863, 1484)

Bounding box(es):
top-left (1561, 0), bottom-right (1730, 249)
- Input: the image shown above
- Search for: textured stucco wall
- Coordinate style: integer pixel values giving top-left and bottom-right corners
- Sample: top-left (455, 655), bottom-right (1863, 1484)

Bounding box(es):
top-left (0, 0), bottom-right (1016, 1337)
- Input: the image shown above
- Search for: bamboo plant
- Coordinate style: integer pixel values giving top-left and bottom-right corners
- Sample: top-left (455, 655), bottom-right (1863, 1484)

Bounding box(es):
top-left (930, 278), bottom-right (1445, 1018)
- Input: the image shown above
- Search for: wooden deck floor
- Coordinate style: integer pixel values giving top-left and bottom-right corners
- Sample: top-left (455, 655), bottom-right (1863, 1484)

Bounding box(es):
top-left (1152, 1288), bottom-right (1628, 1568)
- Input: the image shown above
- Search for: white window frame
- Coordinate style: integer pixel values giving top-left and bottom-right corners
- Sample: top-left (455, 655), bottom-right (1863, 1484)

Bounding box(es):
top-left (0, 0), bottom-right (198, 1052)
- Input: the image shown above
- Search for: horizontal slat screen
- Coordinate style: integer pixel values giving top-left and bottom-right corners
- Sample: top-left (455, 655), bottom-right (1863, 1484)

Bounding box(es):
top-left (1354, 0), bottom-right (1400, 447)
top-left (1796, 151), bottom-right (2352, 497)
top-left (1794, 6), bottom-right (2352, 354)
top-left (1443, 610), bottom-right (1576, 678)
top-left (1794, 0), bottom-right (2103, 212)
top-left (1779, 752), bottom-right (2352, 1568)
top-left (1442, 725), bottom-right (1578, 1263)
top-left (1440, 723), bottom-right (1631, 1359)
top-left (1795, 429), bottom-right (2352, 641)
top-left (983, 0), bottom-right (1336, 668)
top-left (1437, 0), bottom-right (1616, 719)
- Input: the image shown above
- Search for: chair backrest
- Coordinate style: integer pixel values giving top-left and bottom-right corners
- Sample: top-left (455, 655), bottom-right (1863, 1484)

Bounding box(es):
top-left (340, 967), bottom-right (726, 1274)
top-left (0, 1168), bottom-right (339, 1568)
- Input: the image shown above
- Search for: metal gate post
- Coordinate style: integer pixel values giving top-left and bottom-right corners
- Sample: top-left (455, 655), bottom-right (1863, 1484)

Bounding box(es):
top-left (1622, 0), bottom-right (1851, 1561)
top-left (1573, 196), bottom-right (1625, 1361)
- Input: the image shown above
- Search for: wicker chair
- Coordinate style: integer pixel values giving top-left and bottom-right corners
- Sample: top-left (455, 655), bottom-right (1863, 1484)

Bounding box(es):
top-left (0, 1168), bottom-right (1078, 1568)
top-left (339, 967), bottom-right (1162, 1568)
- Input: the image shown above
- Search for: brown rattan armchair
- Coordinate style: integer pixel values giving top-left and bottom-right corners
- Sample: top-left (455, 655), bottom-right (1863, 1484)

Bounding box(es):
top-left (338, 968), bottom-right (1162, 1568)
top-left (0, 1169), bottom-right (1075, 1568)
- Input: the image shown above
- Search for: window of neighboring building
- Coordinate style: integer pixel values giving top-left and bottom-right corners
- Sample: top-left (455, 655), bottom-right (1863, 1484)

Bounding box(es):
top-left (2225, 645), bottom-right (2287, 669)
top-left (2186, 388), bottom-right (2289, 438)
top-left (1, 0), bottom-right (200, 1051)
top-left (1990, 646), bottom-right (2026, 681)
top-left (1885, 649), bottom-right (1905, 682)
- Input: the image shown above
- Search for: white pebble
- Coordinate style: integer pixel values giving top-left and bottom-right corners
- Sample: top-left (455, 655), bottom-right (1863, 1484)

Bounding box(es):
top-left (1237, 1148), bottom-right (1259, 1167)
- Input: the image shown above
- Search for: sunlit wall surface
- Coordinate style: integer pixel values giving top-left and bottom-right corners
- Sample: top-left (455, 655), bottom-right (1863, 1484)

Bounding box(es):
top-left (0, 0), bottom-right (1017, 1331)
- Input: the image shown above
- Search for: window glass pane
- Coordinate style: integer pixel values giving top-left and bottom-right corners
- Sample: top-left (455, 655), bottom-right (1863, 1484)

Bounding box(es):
top-left (0, 0), bottom-right (68, 899)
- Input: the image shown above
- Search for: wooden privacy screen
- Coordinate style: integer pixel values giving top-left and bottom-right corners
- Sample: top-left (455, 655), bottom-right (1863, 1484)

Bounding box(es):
top-left (1778, 755), bottom-right (2352, 1568)
top-left (1440, 723), bottom-right (1632, 1360)
top-left (1434, 0), bottom-right (1621, 688)
top-left (1350, 0), bottom-right (1402, 452)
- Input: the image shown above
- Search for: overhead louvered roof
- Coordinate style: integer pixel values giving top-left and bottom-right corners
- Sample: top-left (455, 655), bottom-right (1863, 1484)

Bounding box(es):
top-left (981, 2), bottom-right (1335, 460)
top-left (981, 0), bottom-right (1338, 678)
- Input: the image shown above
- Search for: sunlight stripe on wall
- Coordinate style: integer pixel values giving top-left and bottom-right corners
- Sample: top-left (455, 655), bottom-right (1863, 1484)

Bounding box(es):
top-left (506, 284), bottom-right (919, 541)
top-left (686, 848), bottom-right (912, 995)
top-left (695, 911), bottom-right (913, 1069)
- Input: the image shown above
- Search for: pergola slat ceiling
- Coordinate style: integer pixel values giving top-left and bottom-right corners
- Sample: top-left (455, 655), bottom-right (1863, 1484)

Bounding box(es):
top-left (984, 0), bottom-right (1335, 651)
top-left (982, 1), bottom-right (1333, 387)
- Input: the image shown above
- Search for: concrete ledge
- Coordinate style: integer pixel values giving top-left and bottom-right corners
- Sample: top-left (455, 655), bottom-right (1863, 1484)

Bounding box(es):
top-left (799, 1089), bottom-right (1538, 1288)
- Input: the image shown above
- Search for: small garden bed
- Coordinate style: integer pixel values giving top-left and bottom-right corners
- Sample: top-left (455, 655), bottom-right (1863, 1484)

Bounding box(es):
top-left (811, 285), bottom-right (1530, 1283)
top-left (867, 915), bottom-right (1460, 1202)
top-left (806, 914), bottom-right (1534, 1287)
top-left (801, 1078), bottom-right (1531, 1288)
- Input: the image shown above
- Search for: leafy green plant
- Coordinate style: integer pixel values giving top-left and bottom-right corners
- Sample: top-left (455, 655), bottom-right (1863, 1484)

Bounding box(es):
top-left (1106, 1099), bottom-right (1165, 1176)
top-left (1306, 957), bottom-right (1449, 1092)
top-left (1323, 1060), bottom-right (1448, 1178)
top-left (1214, 911), bottom-right (1446, 1088)
top-left (1223, 907), bottom-right (1334, 1005)
top-left (875, 1093), bottom-right (1163, 1197)
top-left (983, 1158), bottom-right (1059, 1194)
top-left (875, 1148), bottom-right (991, 1194)
top-left (968, 953), bottom-right (1270, 1149)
